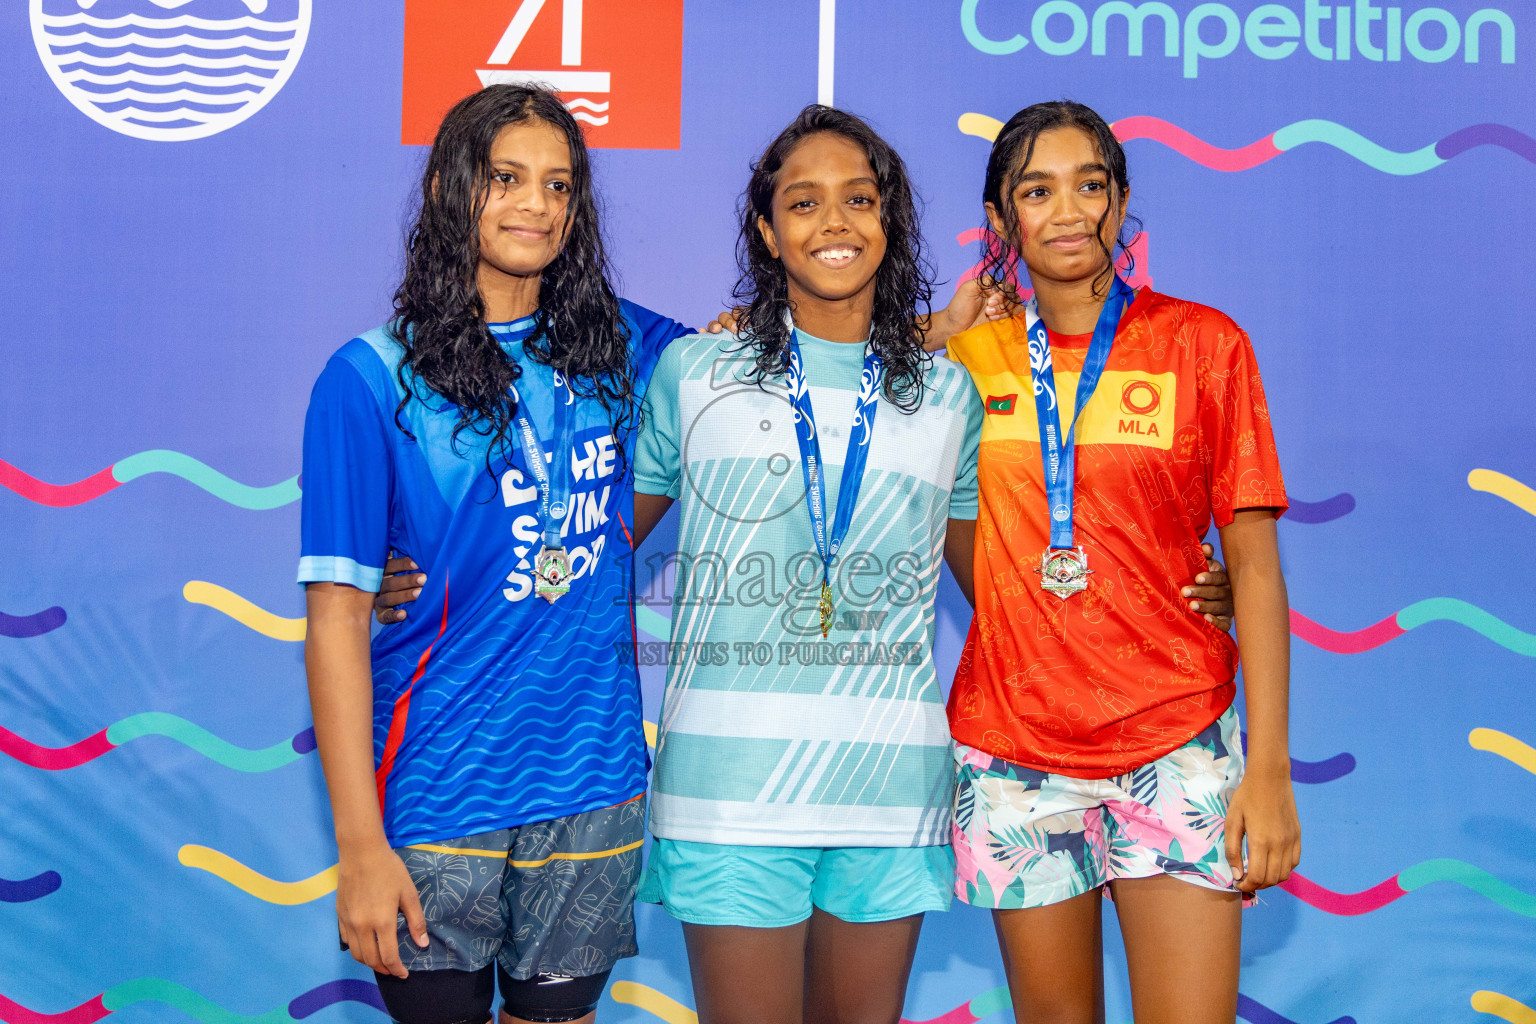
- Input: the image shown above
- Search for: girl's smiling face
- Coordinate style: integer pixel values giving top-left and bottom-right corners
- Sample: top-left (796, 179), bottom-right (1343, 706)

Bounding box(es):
top-left (757, 132), bottom-right (887, 318)
top-left (476, 119), bottom-right (573, 286)
top-left (987, 126), bottom-right (1126, 291)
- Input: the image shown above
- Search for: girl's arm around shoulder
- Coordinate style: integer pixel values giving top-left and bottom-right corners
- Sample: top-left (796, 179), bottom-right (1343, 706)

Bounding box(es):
top-left (1218, 509), bottom-right (1301, 894)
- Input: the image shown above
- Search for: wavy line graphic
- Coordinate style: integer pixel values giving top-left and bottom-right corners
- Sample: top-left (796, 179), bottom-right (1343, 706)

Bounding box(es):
top-left (1284, 493), bottom-right (1355, 524)
top-left (184, 581), bottom-right (305, 641)
top-left (1470, 468), bottom-right (1536, 518)
top-left (0, 452), bottom-right (298, 509)
top-left (957, 113), bottom-right (1536, 175)
top-left (612, 982), bottom-right (1349, 1024)
top-left (1290, 600), bottom-right (1536, 656)
top-left (610, 982), bottom-right (698, 1024)
top-left (0, 715), bottom-right (313, 772)
top-left (1470, 728), bottom-right (1536, 776)
top-left (1287, 751), bottom-right (1355, 784)
top-left (0, 607), bottom-right (66, 638)
top-left (1281, 861), bottom-right (1536, 917)
top-left (0, 978), bottom-right (384, 1024)
top-left (1473, 991), bottom-right (1536, 1024)
top-left (178, 845), bottom-right (338, 905)
top-left (0, 871), bottom-right (61, 904)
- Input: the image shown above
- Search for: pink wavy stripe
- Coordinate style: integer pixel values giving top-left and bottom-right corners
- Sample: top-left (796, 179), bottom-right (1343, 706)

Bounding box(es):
top-left (904, 1008), bottom-right (977, 1024)
top-left (1113, 116), bottom-right (1282, 171)
top-left (0, 459), bottom-right (118, 507)
top-left (1279, 871), bottom-right (1407, 916)
top-left (0, 994), bottom-right (108, 1024)
top-left (1289, 609), bottom-right (1405, 654)
top-left (0, 727), bottom-right (114, 770)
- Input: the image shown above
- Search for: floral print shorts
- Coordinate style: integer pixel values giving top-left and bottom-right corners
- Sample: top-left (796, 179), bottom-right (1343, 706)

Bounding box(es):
top-left (952, 708), bottom-right (1245, 909)
top-left (388, 794), bottom-right (645, 979)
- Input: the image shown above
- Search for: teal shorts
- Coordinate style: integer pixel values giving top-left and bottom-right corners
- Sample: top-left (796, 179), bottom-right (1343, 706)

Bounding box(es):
top-left (637, 838), bottom-right (954, 928)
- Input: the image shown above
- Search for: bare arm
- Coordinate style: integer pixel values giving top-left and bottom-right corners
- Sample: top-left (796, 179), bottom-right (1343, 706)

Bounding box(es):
top-left (944, 517), bottom-right (976, 608)
top-left (374, 491), bottom-right (680, 625)
top-left (306, 582), bottom-right (427, 977)
top-left (633, 491), bottom-right (675, 549)
top-left (1216, 509), bottom-right (1301, 892)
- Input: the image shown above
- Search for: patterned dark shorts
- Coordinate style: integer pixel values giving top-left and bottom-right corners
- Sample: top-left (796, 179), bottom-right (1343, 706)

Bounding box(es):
top-left (392, 796), bottom-right (645, 980)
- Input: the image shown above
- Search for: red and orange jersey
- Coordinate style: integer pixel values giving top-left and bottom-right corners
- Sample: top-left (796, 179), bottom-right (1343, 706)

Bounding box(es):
top-left (945, 289), bottom-right (1287, 778)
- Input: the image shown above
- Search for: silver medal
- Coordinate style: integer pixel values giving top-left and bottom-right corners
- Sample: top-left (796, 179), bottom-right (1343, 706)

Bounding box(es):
top-left (1037, 546), bottom-right (1093, 600)
top-left (534, 546), bottom-right (572, 603)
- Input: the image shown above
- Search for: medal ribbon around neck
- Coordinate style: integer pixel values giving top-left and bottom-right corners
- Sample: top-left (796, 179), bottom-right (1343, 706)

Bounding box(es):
top-left (785, 330), bottom-right (884, 633)
top-left (509, 370), bottom-right (575, 552)
top-left (1026, 275), bottom-right (1133, 551)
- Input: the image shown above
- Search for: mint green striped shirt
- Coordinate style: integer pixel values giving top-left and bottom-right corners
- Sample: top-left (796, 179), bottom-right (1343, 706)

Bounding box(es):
top-left (635, 330), bottom-right (983, 847)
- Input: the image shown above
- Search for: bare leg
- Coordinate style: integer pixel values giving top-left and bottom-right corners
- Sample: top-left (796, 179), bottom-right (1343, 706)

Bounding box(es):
top-left (1110, 875), bottom-right (1240, 1024)
top-left (992, 890), bottom-right (1105, 1024)
top-left (803, 909), bottom-right (924, 1024)
top-left (683, 921), bottom-right (810, 1024)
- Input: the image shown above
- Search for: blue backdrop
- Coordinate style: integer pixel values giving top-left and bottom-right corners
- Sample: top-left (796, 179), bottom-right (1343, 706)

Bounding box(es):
top-left (4, 2), bottom-right (1534, 1022)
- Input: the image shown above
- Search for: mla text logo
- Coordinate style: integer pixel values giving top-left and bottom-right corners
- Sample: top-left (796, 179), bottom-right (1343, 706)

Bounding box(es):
top-left (403, 0), bottom-right (684, 149)
top-left (31, 0), bottom-right (311, 142)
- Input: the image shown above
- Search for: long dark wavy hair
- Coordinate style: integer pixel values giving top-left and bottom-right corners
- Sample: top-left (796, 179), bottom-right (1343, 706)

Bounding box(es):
top-left (731, 105), bottom-right (933, 411)
top-left (391, 85), bottom-right (633, 473)
top-left (978, 100), bottom-right (1141, 298)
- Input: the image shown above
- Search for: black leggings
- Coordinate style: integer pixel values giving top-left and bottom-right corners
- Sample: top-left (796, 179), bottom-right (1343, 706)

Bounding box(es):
top-left (375, 964), bottom-right (612, 1024)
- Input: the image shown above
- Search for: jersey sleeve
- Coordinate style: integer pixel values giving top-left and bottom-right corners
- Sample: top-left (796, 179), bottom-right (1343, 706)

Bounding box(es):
top-left (633, 335), bottom-right (686, 499)
top-left (297, 353), bottom-right (393, 590)
top-left (948, 373), bottom-right (984, 521)
top-left (1204, 326), bottom-right (1288, 527)
top-left (621, 299), bottom-right (694, 393)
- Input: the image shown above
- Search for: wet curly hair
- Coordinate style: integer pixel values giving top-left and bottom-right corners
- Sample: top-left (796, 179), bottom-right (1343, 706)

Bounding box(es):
top-left (730, 104), bottom-right (934, 411)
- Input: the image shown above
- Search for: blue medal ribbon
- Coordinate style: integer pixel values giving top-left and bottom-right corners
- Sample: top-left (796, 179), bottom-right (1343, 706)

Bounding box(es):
top-left (510, 370), bottom-right (574, 550)
top-left (1026, 276), bottom-right (1133, 550)
top-left (786, 332), bottom-right (884, 591)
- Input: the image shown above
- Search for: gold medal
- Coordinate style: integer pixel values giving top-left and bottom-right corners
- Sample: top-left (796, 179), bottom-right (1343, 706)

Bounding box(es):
top-left (818, 581), bottom-right (834, 639)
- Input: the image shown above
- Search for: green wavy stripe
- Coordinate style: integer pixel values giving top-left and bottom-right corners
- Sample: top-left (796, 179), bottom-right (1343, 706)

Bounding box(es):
top-left (970, 986), bottom-right (1014, 1019)
top-left (112, 450), bottom-right (300, 510)
top-left (635, 605), bottom-right (671, 640)
top-left (102, 978), bottom-right (294, 1023)
top-left (1398, 858), bottom-right (1536, 917)
top-left (1397, 599), bottom-right (1536, 656)
top-left (1272, 120), bottom-right (1444, 176)
top-left (105, 713), bottom-right (303, 772)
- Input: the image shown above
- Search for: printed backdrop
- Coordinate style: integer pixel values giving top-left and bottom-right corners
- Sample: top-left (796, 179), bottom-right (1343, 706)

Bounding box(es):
top-left (3, 1), bottom-right (1534, 1022)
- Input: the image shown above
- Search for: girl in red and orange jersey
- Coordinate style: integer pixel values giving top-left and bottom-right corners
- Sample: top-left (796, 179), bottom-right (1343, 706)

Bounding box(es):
top-left (940, 101), bottom-right (1300, 1024)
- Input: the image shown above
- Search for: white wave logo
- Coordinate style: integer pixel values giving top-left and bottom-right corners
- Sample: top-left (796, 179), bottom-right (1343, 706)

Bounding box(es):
top-left (30, 0), bottom-right (311, 142)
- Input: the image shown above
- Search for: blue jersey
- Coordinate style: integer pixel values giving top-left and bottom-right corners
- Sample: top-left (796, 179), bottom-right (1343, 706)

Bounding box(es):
top-left (298, 301), bottom-right (690, 846)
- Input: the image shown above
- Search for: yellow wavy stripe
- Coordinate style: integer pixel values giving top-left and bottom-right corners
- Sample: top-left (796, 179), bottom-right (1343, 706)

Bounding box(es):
top-left (183, 581), bottom-right (306, 641)
top-left (1470, 728), bottom-right (1536, 777)
top-left (1473, 990), bottom-right (1536, 1024)
top-left (404, 839), bottom-right (645, 870)
top-left (645, 720), bottom-right (658, 748)
top-left (610, 981), bottom-right (699, 1024)
top-left (958, 112), bottom-right (1004, 142)
top-left (513, 839), bottom-right (643, 869)
top-left (1469, 469), bottom-right (1536, 518)
top-left (177, 844), bottom-right (337, 905)
top-left (406, 844), bottom-right (508, 858)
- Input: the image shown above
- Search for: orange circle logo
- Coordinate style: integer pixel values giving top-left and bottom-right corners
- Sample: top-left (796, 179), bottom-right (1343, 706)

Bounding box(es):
top-left (1120, 379), bottom-right (1161, 416)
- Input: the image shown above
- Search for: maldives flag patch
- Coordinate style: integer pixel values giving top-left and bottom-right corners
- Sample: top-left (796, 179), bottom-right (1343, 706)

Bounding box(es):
top-left (986, 393), bottom-right (1017, 415)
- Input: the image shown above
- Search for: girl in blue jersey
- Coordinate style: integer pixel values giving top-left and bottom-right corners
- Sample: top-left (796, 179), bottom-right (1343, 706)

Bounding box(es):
top-left (302, 85), bottom-right (693, 1024)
